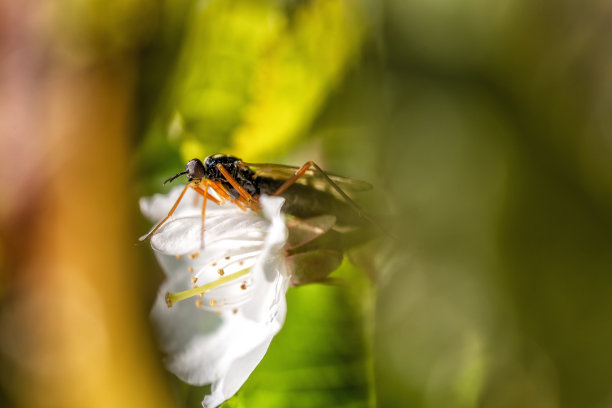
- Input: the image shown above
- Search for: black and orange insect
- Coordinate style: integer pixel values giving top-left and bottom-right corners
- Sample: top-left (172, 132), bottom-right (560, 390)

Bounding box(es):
top-left (142, 154), bottom-right (378, 245)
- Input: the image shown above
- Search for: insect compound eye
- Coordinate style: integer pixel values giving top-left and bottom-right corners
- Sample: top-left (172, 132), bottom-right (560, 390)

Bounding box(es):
top-left (187, 158), bottom-right (205, 180)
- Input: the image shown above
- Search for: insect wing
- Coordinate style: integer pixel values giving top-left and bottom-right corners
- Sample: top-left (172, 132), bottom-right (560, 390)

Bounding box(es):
top-left (243, 162), bottom-right (373, 193)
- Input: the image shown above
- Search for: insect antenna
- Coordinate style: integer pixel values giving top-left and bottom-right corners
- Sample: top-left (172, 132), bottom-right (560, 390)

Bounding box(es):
top-left (163, 170), bottom-right (189, 185)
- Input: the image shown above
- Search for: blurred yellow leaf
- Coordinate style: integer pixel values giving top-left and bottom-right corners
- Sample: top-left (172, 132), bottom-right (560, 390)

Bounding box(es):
top-left (164, 0), bottom-right (365, 162)
top-left (232, 0), bottom-right (365, 160)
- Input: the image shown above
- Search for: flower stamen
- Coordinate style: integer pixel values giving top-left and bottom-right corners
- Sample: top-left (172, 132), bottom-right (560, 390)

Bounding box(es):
top-left (165, 268), bottom-right (251, 307)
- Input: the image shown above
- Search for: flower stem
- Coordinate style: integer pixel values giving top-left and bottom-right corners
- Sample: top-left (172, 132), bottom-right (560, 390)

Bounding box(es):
top-left (165, 268), bottom-right (251, 307)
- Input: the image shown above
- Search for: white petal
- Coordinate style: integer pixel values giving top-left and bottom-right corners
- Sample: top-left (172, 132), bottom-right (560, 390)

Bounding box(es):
top-left (203, 336), bottom-right (277, 408)
top-left (167, 316), bottom-right (271, 386)
top-left (150, 212), bottom-right (268, 256)
top-left (260, 195), bottom-right (289, 253)
top-left (244, 195), bottom-right (290, 322)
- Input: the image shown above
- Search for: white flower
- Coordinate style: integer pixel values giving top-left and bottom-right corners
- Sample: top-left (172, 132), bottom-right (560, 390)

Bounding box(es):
top-left (140, 187), bottom-right (289, 408)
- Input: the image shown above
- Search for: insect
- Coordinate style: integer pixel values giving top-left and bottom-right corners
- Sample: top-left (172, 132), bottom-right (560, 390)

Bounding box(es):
top-left (142, 154), bottom-right (378, 245)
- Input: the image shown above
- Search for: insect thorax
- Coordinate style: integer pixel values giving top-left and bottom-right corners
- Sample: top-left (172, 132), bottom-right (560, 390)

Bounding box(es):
top-left (204, 154), bottom-right (260, 198)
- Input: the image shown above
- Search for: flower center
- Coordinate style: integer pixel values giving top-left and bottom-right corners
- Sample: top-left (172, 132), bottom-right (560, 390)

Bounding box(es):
top-left (165, 267), bottom-right (251, 307)
top-left (165, 251), bottom-right (260, 311)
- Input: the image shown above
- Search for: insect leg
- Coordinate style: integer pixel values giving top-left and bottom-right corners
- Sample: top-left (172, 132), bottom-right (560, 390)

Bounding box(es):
top-left (191, 181), bottom-right (239, 247)
top-left (233, 197), bottom-right (247, 211)
top-left (207, 179), bottom-right (233, 203)
top-left (140, 184), bottom-right (190, 241)
top-left (271, 161), bottom-right (314, 197)
top-left (216, 164), bottom-right (259, 208)
top-left (200, 180), bottom-right (208, 249)
top-left (194, 180), bottom-right (250, 212)
top-left (273, 161), bottom-right (381, 228)
top-left (191, 185), bottom-right (221, 205)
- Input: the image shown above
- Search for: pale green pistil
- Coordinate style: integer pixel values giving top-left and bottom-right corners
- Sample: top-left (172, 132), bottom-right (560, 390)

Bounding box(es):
top-left (165, 268), bottom-right (251, 307)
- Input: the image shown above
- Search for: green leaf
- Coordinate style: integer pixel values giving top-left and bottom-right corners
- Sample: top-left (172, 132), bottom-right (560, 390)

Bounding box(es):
top-left (287, 249), bottom-right (343, 286)
top-left (225, 261), bottom-right (375, 408)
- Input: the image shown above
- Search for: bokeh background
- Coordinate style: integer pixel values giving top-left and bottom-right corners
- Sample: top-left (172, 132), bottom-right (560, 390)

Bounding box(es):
top-left (2, 0), bottom-right (612, 407)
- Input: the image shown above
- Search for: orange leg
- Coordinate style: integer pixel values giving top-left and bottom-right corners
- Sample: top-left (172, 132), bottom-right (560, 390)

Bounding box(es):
top-left (216, 164), bottom-right (258, 206)
top-left (192, 185), bottom-right (221, 205)
top-left (272, 161), bottom-right (315, 197)
top-left (233, 197), bottom-right (247, 211)
top-left (273, 161), bottom-right (378, 225)
top-left (191, 181), bottom-right (240, 247)
top-left (200, 180), bottom-right (208, 249)
top-left (141, 184), bottom-right (190, 241)
top-left (194, 180), bottom-right (250, 212)
top-left (207, 179), bottom-right (233, 203)
top-left (236, 194), bottom-right (263, 211)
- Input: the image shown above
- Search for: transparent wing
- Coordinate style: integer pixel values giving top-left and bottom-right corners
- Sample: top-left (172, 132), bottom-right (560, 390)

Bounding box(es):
top-left (243, 162), bottom-right (373, 193)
